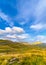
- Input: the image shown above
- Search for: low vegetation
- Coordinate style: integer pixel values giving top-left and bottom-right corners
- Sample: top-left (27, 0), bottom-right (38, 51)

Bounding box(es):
top-left (0, 40), bottom-right (46, 65)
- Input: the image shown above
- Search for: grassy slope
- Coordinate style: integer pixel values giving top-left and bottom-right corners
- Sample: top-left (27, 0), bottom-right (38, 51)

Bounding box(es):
top-left (0, 40), bottom-right (46, 53)
top-left (0, 40), bottom-right (32, 53)
top-left (0, 40), bottom-right (46, 65)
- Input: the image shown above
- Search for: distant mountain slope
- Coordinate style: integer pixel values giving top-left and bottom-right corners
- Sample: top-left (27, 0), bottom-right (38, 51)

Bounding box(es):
top-left (0, 40), bottom-right (32, 53)
top-left (0, 40), bottom-right (46, 53)
top-left (32, 42), bottom-right (42, 45)
top-left (35, 43), bottom-right (46, 48)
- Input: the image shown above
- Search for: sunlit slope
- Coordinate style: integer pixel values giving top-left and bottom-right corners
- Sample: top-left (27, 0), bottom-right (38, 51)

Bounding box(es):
top-left (0, 40), bottom-right (32, 53)
top-left (0, 40), bottom-right (46, 53)
top-left (32, 42), bottom-right (42, 45)
top-left (32, 41), bottom-right (46, 48)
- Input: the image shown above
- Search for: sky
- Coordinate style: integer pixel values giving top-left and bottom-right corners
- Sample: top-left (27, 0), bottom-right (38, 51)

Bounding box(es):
top-left (0, 0), bottom-right (46, 43)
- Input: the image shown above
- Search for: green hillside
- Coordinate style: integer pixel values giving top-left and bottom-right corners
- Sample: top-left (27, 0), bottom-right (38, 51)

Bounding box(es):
top-left (0, 40), bottom-right (32, 53)
top-left (0, 40), bottom-right (46, 65)
top-left (0, 40), bottom-right (46, 54)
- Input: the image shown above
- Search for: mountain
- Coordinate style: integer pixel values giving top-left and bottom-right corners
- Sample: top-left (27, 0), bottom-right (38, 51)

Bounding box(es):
top-left (32, 42), bottom-right (42, 45)
top-left (0, 40), bottom-right (32, 53)
top-left (0, 40), bottom-right (46, 53)
top-left (35, 43), bottom-right (46, 48)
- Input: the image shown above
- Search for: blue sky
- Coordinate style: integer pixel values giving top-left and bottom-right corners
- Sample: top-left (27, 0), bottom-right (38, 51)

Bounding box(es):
top-left (0, 0), bottom-right (46, 43)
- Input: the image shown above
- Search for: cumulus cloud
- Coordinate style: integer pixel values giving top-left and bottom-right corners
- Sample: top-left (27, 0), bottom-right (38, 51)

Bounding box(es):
top-left (0, 29), bottom-right (5, 34)
top-left (17, 34), bottom-right (29, 39)
top-left (5, 27), bottom-right (12, 33)
top-left (0, 26), bottom-right (24, 34)
top-left (12, 27), bottom-right (25, 33)
top-left (6, 35), bottom-right (16, 39)
top-left (30, 23), bottom-right (46, 30)
top-left (0, 0), bottom-right (46, 42)
top-left (0, 26), bottom-right (46, 43)
top-left (0, 26), bottom-right (29, 42)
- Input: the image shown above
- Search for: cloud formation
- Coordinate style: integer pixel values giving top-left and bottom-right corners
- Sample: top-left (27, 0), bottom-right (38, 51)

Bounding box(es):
top-left (0, 26), bottom-right (29, 42)
top-left (14, 0), bottom-right (46, 26)
top-left (0, 0), bottom-right (46, 26)
top-left (0, 0), bottom-right (46, 43)
top-left (15, 0), bottom-right (37, 25)
top-left (0, 26), bottom-right (46, 43)
top-left (0, 10), bottom-right (14, 27)
top-left (35, 35), bottom-right (46, 43)
top-left (30, 23), bottom-right (46, 30)
top-left (0, 27), bottom-right (24, 34)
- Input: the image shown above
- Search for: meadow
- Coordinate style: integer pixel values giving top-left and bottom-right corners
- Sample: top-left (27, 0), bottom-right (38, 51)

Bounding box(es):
top-left (0, 40), bottom-right (46, 65)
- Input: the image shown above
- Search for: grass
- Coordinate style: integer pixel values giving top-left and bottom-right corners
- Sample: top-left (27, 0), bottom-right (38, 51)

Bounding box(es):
top-left (0, 53), bottom-right (46, 65)
top-left (0, 40), bottom-right (46, 65)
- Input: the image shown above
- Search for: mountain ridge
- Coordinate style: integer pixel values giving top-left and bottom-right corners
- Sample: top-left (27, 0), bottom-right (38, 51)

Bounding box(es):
top-left (0, 40), bottom-right (46, 53)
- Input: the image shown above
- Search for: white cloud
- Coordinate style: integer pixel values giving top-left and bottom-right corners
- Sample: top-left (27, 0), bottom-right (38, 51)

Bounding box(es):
top-left (15, 0), bottom-right (37, 25)
top-left (34, 0), bottom-right (46, 20)
top-left (0, 29), bottom-right (5, 34)
top-left (28, 35), bottom-right (46, 43)
top-left (0, 27), bottom-right (29, 42)
top-left (6, 35), bottom-right (16, 39)
top-left (5, 27), bottom-right (12, 33)
top-left (1, 0), bottom-right (46, 26)
top-left (14, 0), bottom-right (46, 26)
top-left (0, 26), bottom-right (46, 43)
top-left (33, 0), bottom-right (46, 24)
top-left (30, 23), bottom-right (46, 30)
top-left (29, 0), bottom-right (46, 31)
top-left (12, 26), bottom-right (24, 33)
top-left (0, 10), bottom-right (14, 27)
top-left (35, 35), bottom-right (46, 43)
top-left (17, 34), bottom-right (29, 39)
top-left (0, 26), bottom-right (24, 34)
